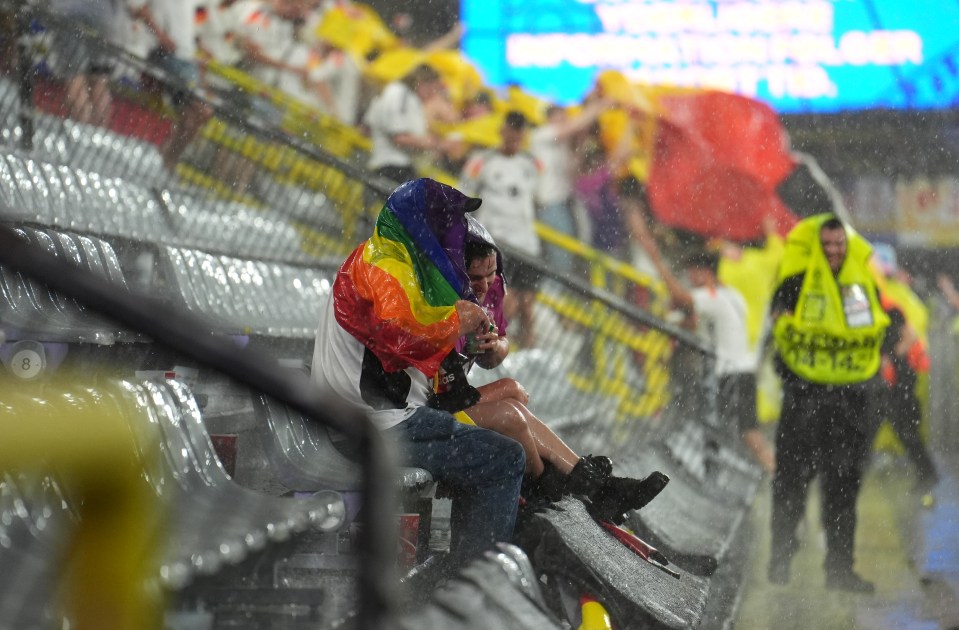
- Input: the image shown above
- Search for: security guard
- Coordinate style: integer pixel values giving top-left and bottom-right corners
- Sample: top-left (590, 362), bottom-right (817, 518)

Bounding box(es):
top-left (767, 214), bottom-right (889, 593)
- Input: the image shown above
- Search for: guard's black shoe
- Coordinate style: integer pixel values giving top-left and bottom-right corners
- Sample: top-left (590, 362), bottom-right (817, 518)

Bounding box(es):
top-left (825, 569), bottom-right (875, 594)
top-left (914, 471), bottom-right (940, 494)
top-left (588, 471), bottom-right (670, 524)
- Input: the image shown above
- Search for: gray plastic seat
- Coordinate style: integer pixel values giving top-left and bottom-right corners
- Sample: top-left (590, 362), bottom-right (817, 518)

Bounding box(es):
top-left (0, 153), bottom-right (33, 220)
top-left (60, 120), bottom-right (168, 188)
top-left (0, 227), bottom-right (138, 343)
top-left (49, 230), bottom-right (145, 342)
top-left (40, 163), bottom-right (93, 231)
top-left (394, 544), bottom-right (562, 630)
top-left (156, 246), bottom-right (330, 338)
top-left (2, 227), bottom-right (99, 341)
top-left (0, 260), bottom-right (50, 335)
top-left (0, 473), bottom-right (71, 630)
top-left (272, 182), bottom-right (343, 233)
top-left (8, 111), bottom-right (70, 165)
top-left (59, 378), bottom-right (350, 590)
top-left (3, 154), bottom-right (57, 225)
top-left (160, 190), bottom-right (312, 263)
top-left (158, 246), bottom-right (235, 333)
top-left (15, 227), bottom-right (117, 344)
top-left (0, 391), bottom-right (81, 629)
top-left (111, 179), bottom-right (165, 240)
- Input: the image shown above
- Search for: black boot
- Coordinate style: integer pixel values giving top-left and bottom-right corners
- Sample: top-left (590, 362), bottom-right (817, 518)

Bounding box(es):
top-left (566, 454), bottom-right (614, 497)
top-left (523, 461), bottom-right (568, 504)
top-left (525, 456), bottom-right (614, 503)
top-left (587, 471), bottom-right (670, 525)
top-left (825, 568), bottom-right (875, 594)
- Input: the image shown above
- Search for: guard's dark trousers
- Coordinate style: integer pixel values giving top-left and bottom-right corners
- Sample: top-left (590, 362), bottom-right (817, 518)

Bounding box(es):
top-left (770, 380), bottom-right (874, 575)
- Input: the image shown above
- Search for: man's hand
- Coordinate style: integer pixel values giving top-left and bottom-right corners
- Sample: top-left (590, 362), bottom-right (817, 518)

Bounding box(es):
top-left (474, 333), bottom-right (509, 370)
top-left (455, 300), bottom-right (491, 335)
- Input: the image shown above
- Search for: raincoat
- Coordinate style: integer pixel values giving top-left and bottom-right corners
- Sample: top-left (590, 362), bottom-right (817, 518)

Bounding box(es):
top-left (772, 214), bottom-right (889, 385)
top-left (331, 178), bottom-right (499, 378)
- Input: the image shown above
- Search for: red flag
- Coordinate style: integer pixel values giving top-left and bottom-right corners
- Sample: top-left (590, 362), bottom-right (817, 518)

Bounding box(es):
top-left (647, 91), bottom-right (798, 242)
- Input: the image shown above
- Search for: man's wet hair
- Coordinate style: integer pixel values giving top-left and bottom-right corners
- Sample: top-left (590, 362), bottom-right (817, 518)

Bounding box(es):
top-left (503, 110), bottom-right (528, 130)
top-left (404, 64), bottom-right (441, 88)
top-left (472, 91), bottom-right (493, 108)
top-left (465, 241), bottom-right (497, 266)
top-left (821, 215), bottom-right (843, 231)
top-left (681, 249), bottom-right (720, 274)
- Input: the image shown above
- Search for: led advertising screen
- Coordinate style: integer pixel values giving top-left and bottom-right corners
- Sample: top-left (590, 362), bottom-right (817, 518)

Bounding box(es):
top-left (461, 0), bottom-right (959, 112)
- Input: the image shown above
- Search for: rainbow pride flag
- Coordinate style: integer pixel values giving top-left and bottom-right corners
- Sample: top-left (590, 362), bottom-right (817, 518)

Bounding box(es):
top-left (332, 179), bottom-right (483, 376)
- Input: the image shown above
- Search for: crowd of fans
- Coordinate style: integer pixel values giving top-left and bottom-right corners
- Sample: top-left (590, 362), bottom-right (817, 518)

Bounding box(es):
top-left (28, 0), bottom-right (690, 282)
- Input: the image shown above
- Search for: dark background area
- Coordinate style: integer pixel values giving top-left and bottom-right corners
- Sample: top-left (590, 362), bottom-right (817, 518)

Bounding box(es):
top-left (365, 0), bottom-right (460, 46)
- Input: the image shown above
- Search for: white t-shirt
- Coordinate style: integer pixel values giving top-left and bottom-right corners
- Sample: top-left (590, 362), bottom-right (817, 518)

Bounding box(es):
top-left (529, 124), bottom-right (572, 206)
top-left (311, 295), bottom-right (429, 431)
top-left (690, 285), bottom-right (756, 375)
top-left (458, 149), bottom-right (542, 256)
top-left (195, 0), bottom-right (254, 65)
top-left (126, 0), bottom-right (198, 59)
top-left (311, 50), bottom-right (361, 125)
top-left (236, 3), bottom-right (305, 89)
top-left (364, 81), bottom-right (427, 170)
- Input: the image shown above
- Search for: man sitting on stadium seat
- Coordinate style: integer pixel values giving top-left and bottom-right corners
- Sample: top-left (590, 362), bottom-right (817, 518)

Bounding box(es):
top-left (310, 179), bottom-right (526, 586)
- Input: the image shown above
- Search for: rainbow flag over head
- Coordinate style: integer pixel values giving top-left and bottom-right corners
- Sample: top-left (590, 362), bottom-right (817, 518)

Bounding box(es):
top-left (332, 179), bottom-right (484, 376)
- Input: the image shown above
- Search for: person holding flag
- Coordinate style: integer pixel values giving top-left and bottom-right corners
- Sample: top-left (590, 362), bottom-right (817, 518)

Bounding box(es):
top-left (311, 179), bottom-right (526, 575)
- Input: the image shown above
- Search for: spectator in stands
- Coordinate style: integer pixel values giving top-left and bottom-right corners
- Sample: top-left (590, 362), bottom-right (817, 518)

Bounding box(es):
top-left (306, 34), bottom-right (362, 126)
top-left (194, 0), bottom-right (248, 68)
top-left (573, 132), bottom-right (634, 262)
top-left (637, 239), bottom-right (776, 474)
top-left (194, 0), bottom-right (261, 193)
top-left (363, 64), bottom-right (452, 185)
top-left (530, 99), bottom-right (607, 273)
top-left (48, 0), bottom-right (121, 127)
top-left (462, 91), bottom-right (493, 120)
top-left (937, 272), bottom-right (959, 313)
top-left (311, 179), bottom-right (525, 582)
top-left (871, 246), bottom-right (938, 493)
top-left (766, 214), bottom-right (889, 593)
top-left (233, 0), bottom-right (337, 112)
top-left (717, 215), bottom-right (785, 426)
top-left (127, 0), bottom-right (213, 170)
top-left (447, 234), bottom-right (669, 522)
top-left (879, 297), bottom-right (938, 492)
top-left (458, 111), bottom-right (542, 348)
top-left (421, 82), bottom-right (460, 129)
